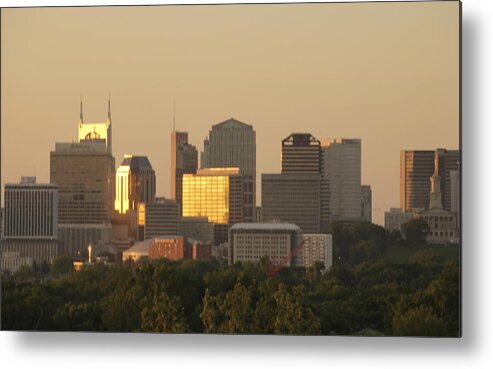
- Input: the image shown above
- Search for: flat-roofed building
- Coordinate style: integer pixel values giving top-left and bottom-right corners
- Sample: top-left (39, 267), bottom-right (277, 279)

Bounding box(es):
top-left (137, 198), bottom-right (179, 241)
top-left (148, 235), bottom-right (211, 262)
top-left (1, 177), bottom-right (60, 273)
top-left (261, 173), bottom-right (321, 233)
top-left (302, 234), bottom-right (333, 273)
top-left (321, 138), bottom-right (362, 224)
top-left (229, 223), bottom-right (302, 266)
top-left (179, 216), bottom-right (214, 245)
top-left (361, 185), bottom-right (372, 223)
top-left (182, 167), bottom-right (247, 244)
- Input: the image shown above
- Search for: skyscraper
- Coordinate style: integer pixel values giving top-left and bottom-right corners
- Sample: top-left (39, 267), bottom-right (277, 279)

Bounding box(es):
top-left (1, 177), bottom-right (60, 273)
top-left (50, 98), bottom-right (115, 256)
top-left (281, 133), bottom-right (321, 174)
top-left (137, 198), bottom-right (179, 241)
top-left (400, 149), bottom-right (460, 212)
top-left (171, 130), bottom-right (198, 214)
top-left (201, 118), bottom-right (256, 222)
top-left (321, 138), bottom-right (362, 224)
top-left (115, 155), bottom-right (156, 215)
top-left (261, 173), bottom-right (321, 233)
top-left (182, 167), bottom-right (247, 243)
top-left (361, 185), bottom-right (372, 223)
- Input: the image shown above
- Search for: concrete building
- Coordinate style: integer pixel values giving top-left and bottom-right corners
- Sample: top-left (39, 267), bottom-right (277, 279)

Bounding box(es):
top-left (321, 138), bottom-right (362, 224)
top-left (122, 238), bottom-right (153, 263)
top-left (281, 133), bottom-right (321, 174)
top-left (1, 177), bottom-right (60, 273)
top-left (137, 198), bottom-right (179, 240)
top-left (384, 208), bottom-right (418, 233)
top-left (302, 234), bottom-right (333, 272)
top-left (148, 235), bottom-right (211, 261)
top-left (262, 173), bottom-right (321, 233)
top-left (182, 167), bottom-right (248, 244)
top-left (179, 216), bottom-right (214, 245)
top-left (229, 223), bottom-right (302, 266)
top-left (361, 185), bottom-right (372, 223)
top-left (51, 99), bottom-right (115, 257)
top-left (400, 149), bottom-right (460, 212)
top-left (201, 118), bottom-right (255, 222)
top-left (171, 130), bottom-right (198, 214)
top-left (417, 156), bottom-right (458, 244)
top-left (450, 169), bottom-right (460, 233)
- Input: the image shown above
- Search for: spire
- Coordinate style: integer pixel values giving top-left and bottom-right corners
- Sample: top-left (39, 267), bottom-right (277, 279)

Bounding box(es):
top-left (108, 90), bottom-right (111, 120)
top-left (80, 92), bottom-right (84, 123)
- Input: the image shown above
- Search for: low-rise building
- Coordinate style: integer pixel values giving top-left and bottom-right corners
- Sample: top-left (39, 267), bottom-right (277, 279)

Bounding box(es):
top-left (148, 235), bottom-right (211, 261)
top-left (229, 223), bottom-right (302, 266)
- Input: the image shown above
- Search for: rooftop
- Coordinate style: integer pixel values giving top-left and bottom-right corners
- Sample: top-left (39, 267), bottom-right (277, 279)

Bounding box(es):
top-left (120, 155), bottom-right (153, 169)
top-left (230, 223), bottom-right (301, 232)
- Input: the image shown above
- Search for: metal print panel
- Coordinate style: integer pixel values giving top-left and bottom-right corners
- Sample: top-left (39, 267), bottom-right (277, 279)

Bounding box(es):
top-left (0, 1), bottom-right (461, 336)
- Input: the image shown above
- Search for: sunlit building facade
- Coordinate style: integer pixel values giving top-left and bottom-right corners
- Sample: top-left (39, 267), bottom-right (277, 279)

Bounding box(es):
top-left (201, 118), bottom-right (256, 222)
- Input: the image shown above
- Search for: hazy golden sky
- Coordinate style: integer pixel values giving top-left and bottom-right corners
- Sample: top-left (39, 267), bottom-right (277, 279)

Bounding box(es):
top-left (1, 2), bottom-right (459, 225)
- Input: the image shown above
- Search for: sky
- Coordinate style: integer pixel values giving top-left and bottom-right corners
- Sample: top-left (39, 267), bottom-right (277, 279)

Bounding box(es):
top-left (0, 1), bottom-right (460, 225)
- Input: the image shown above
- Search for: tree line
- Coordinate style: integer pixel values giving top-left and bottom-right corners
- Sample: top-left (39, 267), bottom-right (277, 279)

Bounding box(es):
top-left (1, 221), bottom-right (459, 336)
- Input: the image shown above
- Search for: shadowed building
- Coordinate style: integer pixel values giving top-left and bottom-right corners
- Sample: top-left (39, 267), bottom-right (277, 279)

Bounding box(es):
top-left (171, 130), bottom-right (198, 214)
top-left (148, 235), bottom-right (211, 262)
top-left (361, 185), bottom-right (372, 223)
top-left (321, 138), bottom-right (362, 225)
top-left (281, 133), bottom-right (321, 174)
top-left (261, 173), bottom-right (321, 233)
top-left (201, 118), bottom-right (255, 222)
top-left (400, 148), bottom-right (460, 212)
top-left (137, 198), bottom-right (179, 241)
top-left (1, 177), bottom-right (60, 273)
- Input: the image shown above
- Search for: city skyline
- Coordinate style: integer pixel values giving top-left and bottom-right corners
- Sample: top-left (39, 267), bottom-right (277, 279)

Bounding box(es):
top-left (1, 2), bottom-right (460, 225)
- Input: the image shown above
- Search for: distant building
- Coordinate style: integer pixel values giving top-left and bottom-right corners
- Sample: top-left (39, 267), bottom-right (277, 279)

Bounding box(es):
top-left (385, 208), bottom-right (417, 233)
top-left (400, 149), bottom-right (460, 212)
top-left (179, 216), bottom-right (214, 245)
top-left (302, 234), bottom-right (333, 272)
top-left (281, 133), bottom-right (321, 174)
top-left (137, 198), bottom-right (179, 241)
top-left (115, 155), bottom-right (156, 215)
top-left (450, 169), bottom-right (460, 233)
top-left (148, 235), bottom-right (211, 262)
top-left (1, 177), bottom-right (60, 273)
top-left (361, 185), bottom-right (372, 223)
top-left (255, 206), bottom-right (262, 223)
top-left (261, 173), bottom-right (321, 233)
top-left (229, 223), bottom-right (302, 266)
top-left (171, 131), bottom-right (198, 215)
top-left (122, 238), bottom-right (154, 263)
top-left (182, 167), bottom-right (248, 243)
top-left (51, 99), bottom-right (115, 257)
top-left (417, 155), bottom-right (458, 244)
top-left (201, 118), bottom-right (256, 222)
top-left (321, 138), bottom-right (362, 224)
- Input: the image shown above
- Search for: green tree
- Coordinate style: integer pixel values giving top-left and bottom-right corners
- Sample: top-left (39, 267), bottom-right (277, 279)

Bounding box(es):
top-left (140, 292), bottom-right (188, 333)
top-left (392, 305), bottom-right (448, 336)
top-left (51, 255), bottom-right (74, 275)
top-left (402, 218), bottom-right (429, 247)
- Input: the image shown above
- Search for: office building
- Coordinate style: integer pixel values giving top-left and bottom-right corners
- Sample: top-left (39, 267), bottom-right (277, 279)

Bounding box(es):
top-left (302, 234), bottom-right (333, 272)
top-left (122, 238), bottom-right (154, 263)
top-left (262, 173), bottom-right (321, 233)
top-left (171, 130), bottom-right (198, 214)
top-left (137, 198), bottom-right (179, 241)
top-left (450, 169), bottom-right (460, 233)
top-left (384, 208), bottom-right (419, 233)
top-left (400, 149), bottom-right (460, 212)
top-left (229, 223), bottom-right (302, 266)
top-left (201, 118), bottom-right (255, 222)
top-left (115, 155), bottom-right (156, 215)
top-left (182, 167), bottom-right (247, 243)
top-left (281, 133), bottom-right (321, 173)
top-left (1, 177), bottom-right (60, 273)
top-left (361, 185), bottom-right (372, 223)
top-left (321, 138), bottom-right (362, 224)
top-left (179, 216), bottom-right (214, 245)
top-left (148, 235), bottom-right (211, 262)
top-left (50, 99), bottom-right (115, 256)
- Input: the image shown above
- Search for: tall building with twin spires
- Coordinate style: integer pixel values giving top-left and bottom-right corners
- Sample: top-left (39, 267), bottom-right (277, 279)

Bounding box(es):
top-left (50, 97), bottom-right (115, 256)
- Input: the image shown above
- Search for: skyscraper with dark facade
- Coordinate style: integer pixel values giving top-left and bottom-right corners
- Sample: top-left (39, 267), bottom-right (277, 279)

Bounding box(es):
top-left (201, 118), bottom-right (255, 222)
top-left (281, 133), bottom-right (321, 174)
top-left (171, 130), bottom-right (198, 214)
top-left (400, 149), bottom-right (460, 212)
